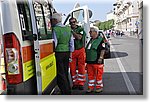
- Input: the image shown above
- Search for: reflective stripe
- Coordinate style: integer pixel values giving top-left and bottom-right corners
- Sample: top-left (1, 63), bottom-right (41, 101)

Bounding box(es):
top-left (78, 78), bottom-right (85, 81)
top-left (97, 80), bottom-right (102, 84)
top-left (78, 74), bottom-right (85, 77)
top-left (89, 80), bottom-right (95, 83)
top-left (96, 84), bottom-right (103, 87)
top-left (96, 84), bottom-right (100, 86)
top-left (89, 83), bottom-right (94, 86)
top-left (72, 75), bottom-right (77, 78)
top-left (72, 80), bottom-right (77, 82)
top-left (72, 75), bottom-right (77, 82)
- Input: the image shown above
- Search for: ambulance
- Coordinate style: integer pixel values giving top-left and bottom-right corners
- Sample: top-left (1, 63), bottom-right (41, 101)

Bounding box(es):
top-left (0, 0), bottom-right (92, 95)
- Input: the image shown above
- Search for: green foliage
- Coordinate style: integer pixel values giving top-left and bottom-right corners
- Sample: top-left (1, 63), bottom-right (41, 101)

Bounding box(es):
top-left (97, 19), bottom-right (114, 30)
top-left (99, 22), bottom-right (106, 30)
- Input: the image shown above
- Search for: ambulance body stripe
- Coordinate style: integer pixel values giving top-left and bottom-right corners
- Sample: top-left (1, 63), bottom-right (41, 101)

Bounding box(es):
top-left (40, 43), bottom-right (53, 59)
top-left (22, 46), bottom-right (33, 63)
top-left (22, 43), bottom-right (53, 63)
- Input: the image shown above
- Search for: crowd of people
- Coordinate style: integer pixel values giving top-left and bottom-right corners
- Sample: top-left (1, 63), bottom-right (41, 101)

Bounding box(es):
top-left (51, 13), bottom-right (106, 95)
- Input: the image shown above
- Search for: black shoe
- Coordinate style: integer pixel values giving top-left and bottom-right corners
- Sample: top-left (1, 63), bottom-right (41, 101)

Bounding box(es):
top-left (72, 85), bottom-right (78, 90)
top-left (78, 85), bottom-right (84, 90)
top-left (86, 88), bottom-right (94, 93)
top-left (95, 88), bottom-right (103, 93)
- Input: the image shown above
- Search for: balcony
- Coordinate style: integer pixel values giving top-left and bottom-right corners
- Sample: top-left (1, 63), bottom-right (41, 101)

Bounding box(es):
top-left (127, 13), bottom-right (139, 18)
top-left (113, 1), bottom-right (121, 8)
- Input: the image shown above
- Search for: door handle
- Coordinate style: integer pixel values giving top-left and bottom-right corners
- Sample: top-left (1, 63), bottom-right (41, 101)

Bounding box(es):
top-left (33, 34), bottom-right (38, 41)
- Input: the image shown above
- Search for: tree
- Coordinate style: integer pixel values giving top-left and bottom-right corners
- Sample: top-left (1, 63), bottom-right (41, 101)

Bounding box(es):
top-left (92, 19), bottom-right (114, 31)
top-left (98, 19), bottom-right (114, 30)
top-left (99, 22), bottom-right (106, 30)
top-left (108, 19), bottom-right (114, 29)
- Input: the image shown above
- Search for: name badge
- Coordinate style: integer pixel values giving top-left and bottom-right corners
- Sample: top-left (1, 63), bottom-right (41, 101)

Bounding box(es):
top-left (87, 43), bottom-right (92, 49)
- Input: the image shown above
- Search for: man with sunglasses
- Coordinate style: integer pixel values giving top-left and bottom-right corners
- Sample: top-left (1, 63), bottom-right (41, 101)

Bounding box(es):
top-left (69, 18), bottom-right (86, 90)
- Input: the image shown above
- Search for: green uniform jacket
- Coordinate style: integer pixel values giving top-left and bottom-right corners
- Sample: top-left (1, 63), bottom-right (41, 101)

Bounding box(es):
top-left (54, 26), bottom-right (72, 52)
top-left (86, 36), bottom-right (105, 64)
top-left (72, 26), bottom-right (86, 50)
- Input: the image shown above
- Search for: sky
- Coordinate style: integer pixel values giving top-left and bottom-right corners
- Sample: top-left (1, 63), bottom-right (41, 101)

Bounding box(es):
top-left (52, 0), bottom-right (115, 22)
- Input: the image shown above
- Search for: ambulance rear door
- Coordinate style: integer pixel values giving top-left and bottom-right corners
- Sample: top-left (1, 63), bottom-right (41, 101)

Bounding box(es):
top-left (28, 0), bottom-right (57, 95)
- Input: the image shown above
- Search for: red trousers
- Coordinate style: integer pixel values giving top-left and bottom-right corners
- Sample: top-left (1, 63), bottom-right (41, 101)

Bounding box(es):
top-left (70, 47), bottom-right (86, 86)
top-left (86, 64), bottom-right (104, 89)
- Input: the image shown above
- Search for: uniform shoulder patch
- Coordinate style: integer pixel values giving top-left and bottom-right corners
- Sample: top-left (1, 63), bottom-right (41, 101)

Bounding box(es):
top-left (102, 43), bottom-right (105, 48)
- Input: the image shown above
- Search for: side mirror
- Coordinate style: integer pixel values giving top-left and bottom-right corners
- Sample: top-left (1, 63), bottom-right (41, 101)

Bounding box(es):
top-left (88, 9), bottom-right (93, 18)
top-left (82, 9), bottom-right (92, 19)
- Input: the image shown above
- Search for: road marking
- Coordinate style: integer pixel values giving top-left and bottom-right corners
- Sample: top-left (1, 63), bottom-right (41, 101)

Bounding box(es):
top-left (110, 42), bottom-right (137, 95)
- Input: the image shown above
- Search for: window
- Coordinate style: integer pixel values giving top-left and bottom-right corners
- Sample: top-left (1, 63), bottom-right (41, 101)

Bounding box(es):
top-left (43, 2), bottom-right (52, 39)
top-left (33, 1), bottom-right (52, 40)
top-left (17, 2), bottom-right (33, 41)
top-left (73, 9), bottom-right (84, 26)
top-left (64, 9), bottom-right (84, 27)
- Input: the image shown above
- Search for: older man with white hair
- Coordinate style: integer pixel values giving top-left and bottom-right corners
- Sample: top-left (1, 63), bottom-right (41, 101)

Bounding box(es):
top-left (51, 13), bottom-right (74, 95)
top-left (85, 26), bottom-right (105, 93)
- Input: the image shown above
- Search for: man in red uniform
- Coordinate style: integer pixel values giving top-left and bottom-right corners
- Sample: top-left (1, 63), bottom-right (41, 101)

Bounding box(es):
top-left (86, 26), bottom-right (105, 93)
top-left (69, 18), bottom-right (86, 90)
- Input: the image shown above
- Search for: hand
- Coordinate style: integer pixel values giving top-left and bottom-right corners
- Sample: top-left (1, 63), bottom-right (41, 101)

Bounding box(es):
top-left (69, 58), bottom-right (72, 62)
top-left (98, 58), bottom-right (103, 64)
top-left (69, 53), bottom-right (72, 62)
top-left (71, 30), bottom-right (75, 34)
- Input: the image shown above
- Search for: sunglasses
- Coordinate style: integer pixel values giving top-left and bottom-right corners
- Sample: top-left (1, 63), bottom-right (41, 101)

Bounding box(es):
top-left (89, 30), bottom-right (96, 33)
top-left (69, 21), bottom-right (76, 24)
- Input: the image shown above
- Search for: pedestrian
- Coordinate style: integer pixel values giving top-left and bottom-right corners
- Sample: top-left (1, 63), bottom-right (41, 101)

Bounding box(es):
top-left (120, 31), bottom-right (123, 37)
top-left (69, 18), bottom-right (86, 90)
top-left (51, 13), bottom-right (74, 95)
top-left (86, 26), bottom-right (105, 93)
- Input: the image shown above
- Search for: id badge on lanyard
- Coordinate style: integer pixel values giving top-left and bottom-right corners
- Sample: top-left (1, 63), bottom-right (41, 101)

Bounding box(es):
top-left (87, 43), bottom-right (92, 49)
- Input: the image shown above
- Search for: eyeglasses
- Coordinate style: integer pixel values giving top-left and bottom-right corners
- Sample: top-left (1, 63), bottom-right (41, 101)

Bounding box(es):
top-left (69, 21), bottom-right (76, 24)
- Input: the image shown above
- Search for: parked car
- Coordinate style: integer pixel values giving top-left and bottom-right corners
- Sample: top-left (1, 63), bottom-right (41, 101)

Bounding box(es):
top-left (98, 31), bottom-right (111, 58)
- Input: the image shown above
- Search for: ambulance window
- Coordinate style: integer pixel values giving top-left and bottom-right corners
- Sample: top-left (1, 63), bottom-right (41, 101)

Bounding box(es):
top-left (33, 1), bottom-right (52, 40)
top-left (33, 2), bottom-right (46, 40)
top-left (43, 2), bottom-right (52, 39)
top-left (72, 10), bottom-right (84, 26)
top-left (17, 2), bottom-right (33, 41)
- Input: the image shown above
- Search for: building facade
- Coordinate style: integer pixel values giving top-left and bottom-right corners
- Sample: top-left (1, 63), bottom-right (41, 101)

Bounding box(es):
top-left (112, 0), bottom-right (143, 38)
top-left (106, 10), bottom-right (115, 21)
